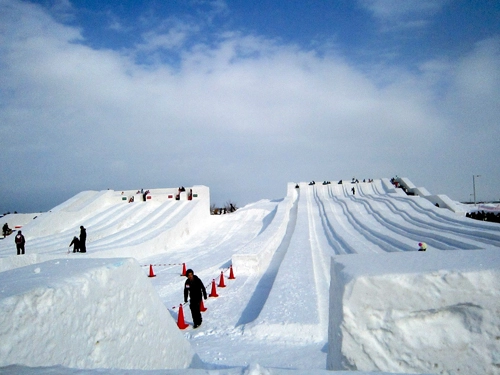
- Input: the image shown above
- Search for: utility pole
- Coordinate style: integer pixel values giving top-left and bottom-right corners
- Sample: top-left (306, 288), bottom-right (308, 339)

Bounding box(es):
top-left (473, 175), bottom-right (481, 206)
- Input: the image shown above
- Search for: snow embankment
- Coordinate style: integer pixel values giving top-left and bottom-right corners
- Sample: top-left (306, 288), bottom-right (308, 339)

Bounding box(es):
top-left (0, 258), bottom-right (199, 370)
top-left (328, 250), bottom-right (500, 374)
top-left (232, 183), bottom-right (297, 275)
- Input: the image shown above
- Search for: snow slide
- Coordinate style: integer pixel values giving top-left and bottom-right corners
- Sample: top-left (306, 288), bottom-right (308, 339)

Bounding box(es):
top-left (0, 258), bottom-right (199, 370)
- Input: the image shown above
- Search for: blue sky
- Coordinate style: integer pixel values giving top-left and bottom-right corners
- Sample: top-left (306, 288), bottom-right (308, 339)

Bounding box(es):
top-left (1, 0), bottom-right (499, 213)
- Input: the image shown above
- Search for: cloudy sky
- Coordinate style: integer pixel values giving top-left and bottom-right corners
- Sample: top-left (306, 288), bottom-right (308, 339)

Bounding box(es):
top-left (1, 0), bottom-right (499, 213)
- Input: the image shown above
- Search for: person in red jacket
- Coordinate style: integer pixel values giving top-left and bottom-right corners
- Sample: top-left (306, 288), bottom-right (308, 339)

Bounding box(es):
top-left (183, 269), bottom-right (207, 328)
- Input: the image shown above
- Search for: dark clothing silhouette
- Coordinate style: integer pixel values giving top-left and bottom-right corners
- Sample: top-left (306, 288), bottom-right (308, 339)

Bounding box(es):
top-left (70, 236), bottom-right (80, 252)
top-left (79, 226), bottom-right (87, 253)
top-left (3, 223), bottom-right (12, 238)
top-left (184, 269), bottom-right (207, 328)
top-left (15, 231), bottom-right (25, 255)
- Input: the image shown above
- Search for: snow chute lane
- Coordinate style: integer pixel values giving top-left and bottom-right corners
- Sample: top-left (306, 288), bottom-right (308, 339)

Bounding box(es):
top-left (81, 201), bottom-right (156, 241)
top-left (351, 196), bottom-right (479, 251)
top-left (360, 195), bottom-right (495, 249)
top-left (90, 201), bottom-right (196, 254)
top-left (366, 192), bottom-right (500, 248)
top-left (246, 186), bottom-right (325, 343)
top-left (28, 202), bottom-right (148, 252)
top-left (330, 189), bottom-right (412, 253)
top-left (311, 187), bottom-right (360, 255)
top-left (48, 191), bottom-right (101, 213)
top-left (236, 190), bottom-right (299, 326)
top-left (89, 200), bottom-right (179, 249)
top-left (334, 179), bottom-right (500, 251)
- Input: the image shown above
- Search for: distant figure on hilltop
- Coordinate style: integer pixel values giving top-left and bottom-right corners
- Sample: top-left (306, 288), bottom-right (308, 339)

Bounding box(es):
top-left (69, 236), bottom-right (80, 253)
top-left (15, 230), bottom-right (25, 255)
top-left (79, 226), bottom-right (87, 253)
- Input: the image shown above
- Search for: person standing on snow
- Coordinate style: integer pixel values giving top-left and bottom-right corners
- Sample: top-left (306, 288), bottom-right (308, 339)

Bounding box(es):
top-left (15, 230), bottom-right (25, 255)
top-left (79, 226), bottom-right (87, 253)
top-left (183, 269), bottom-right (207, 329)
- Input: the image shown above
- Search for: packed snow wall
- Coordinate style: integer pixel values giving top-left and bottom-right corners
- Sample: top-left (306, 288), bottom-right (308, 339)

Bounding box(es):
top-left (327, 250), bottom-right (500, 375)
top-left (0, 258), bottom-right (199, 370)
top-left (232, 182), bottom-right (297, 275)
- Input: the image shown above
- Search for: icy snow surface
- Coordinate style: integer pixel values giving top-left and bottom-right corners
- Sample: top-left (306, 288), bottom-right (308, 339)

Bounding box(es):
top-left (1, 179), bottom-right (500, 375)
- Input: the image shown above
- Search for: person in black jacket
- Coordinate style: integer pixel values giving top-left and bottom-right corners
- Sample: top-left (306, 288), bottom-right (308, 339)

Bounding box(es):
top-left (3, 223), bottom-right (12, 238)
top-left (79, 226), bottom-right (87, 253)
top-left (15, 230), bottom-right (25, 255)
top-left (69, 236), bottom-right (80, 253)
top-left (183, 269), bottom-right (207, 328)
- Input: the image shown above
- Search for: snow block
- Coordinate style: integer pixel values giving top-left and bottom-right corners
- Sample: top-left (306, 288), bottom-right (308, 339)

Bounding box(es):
top-left (327, 250), bottom-right (500, 374)
top-left (0, 258), bottom-right (198, 370)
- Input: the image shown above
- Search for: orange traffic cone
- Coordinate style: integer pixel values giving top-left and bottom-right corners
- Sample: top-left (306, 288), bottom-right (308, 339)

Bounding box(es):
top-left (218, 271), bottom-right (226, 288)
top-left (177, 304), bottom-right (189, 329)
top-left (148, 264), bottom-right (156, 278)
top-left (181, 263), bottom-right (186, 276)
top-left (200, 299), bottom-right (207, 312)
top-left (228, 265), bottom-right (235, 279)
top-left (209, 279), bottom-right (219, 297)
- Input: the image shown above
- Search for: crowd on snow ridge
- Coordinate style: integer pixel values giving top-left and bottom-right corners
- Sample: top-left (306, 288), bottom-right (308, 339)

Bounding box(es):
top-left (466, 211), bottom-right (500, 224)
top-left (306, 178), bottom-right (375, 186)
top-left (211, 203), bottom-right (237, 215)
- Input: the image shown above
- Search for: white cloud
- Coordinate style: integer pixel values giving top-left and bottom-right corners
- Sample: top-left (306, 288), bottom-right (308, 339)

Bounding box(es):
top-left (359, 0), bottom-right (449, 31)
top-left (0, 0), bottom-right (499, 212)
top-left (138, 23), bottom-right (200, 52)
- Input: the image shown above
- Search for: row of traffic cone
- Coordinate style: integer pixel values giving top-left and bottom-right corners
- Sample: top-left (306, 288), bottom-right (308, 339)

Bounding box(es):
top-left (147, 262), bottom-right (188, 278)
top-left (148, 262), bottom-right (235, 281)
top-left (176, 265), bottom-right (236, 329)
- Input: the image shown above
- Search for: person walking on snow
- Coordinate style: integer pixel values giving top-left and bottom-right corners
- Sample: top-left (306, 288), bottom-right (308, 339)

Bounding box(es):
top-left (15, 230), bottom-right (25, 255)
top-left (79, 226), bottom-right (87, 253)
top-left (351, 187), bottom-right (355, 195)
top-left (184, 269), bottom-right (207, 329)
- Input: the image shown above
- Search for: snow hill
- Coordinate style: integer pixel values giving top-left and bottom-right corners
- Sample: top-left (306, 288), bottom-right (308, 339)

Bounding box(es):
top-left (1, 178), bottom-right (500, 375)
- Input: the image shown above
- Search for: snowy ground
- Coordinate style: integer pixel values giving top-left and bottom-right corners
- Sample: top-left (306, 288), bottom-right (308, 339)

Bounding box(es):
top-left (1, 178), bottom-right (500, 375)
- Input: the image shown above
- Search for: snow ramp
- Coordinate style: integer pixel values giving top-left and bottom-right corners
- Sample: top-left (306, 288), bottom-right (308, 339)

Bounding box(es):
top-left (0, 258), bottom-right (200, 370)
top-left (0, 186), bottom-right (210, 261)
top-left (230, 179), bottom-right (500, 356)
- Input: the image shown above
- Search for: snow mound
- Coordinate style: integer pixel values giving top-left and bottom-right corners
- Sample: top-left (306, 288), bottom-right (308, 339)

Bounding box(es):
top-left (328, 250), bottom-right (500, 374)
top-left (0, 258), bottom-right (198, 370)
